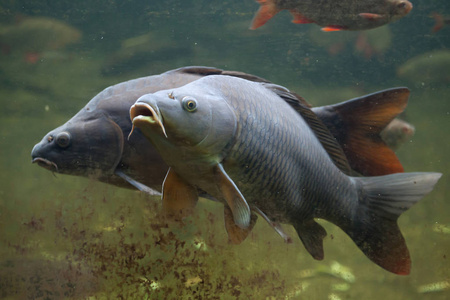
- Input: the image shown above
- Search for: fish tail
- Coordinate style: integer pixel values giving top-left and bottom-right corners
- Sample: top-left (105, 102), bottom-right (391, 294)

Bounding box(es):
top-left (343, 172), bottom-right (442, 275)
top-left (432, 13), bottom-right (444, 33)
top-left (312, 87), bottom-right (410, 176)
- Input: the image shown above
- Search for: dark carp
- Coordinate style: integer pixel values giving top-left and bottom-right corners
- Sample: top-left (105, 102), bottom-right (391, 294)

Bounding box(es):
top-left (130, 75), bottom-right (441, 275)
top-left (251, 0), bottom-right (412, 31)
top-left (31, 66), bottom-right (269, 194)
top-left (32, 66), bottom-right (409, 195)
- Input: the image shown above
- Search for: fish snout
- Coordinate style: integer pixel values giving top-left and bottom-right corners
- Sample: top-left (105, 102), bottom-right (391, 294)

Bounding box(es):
top-left (31, 142), bottom-right (59, 172)
top-left (129, 100), bottom-right (167, 138)
top-left (397, 1), bottom-right (413, 15)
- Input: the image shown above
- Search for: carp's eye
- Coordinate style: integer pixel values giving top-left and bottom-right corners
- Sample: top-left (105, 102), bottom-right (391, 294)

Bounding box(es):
top-left (56, 132), bottom-right (71, 148)
top-left (182, 96), bottom-right (197, 112)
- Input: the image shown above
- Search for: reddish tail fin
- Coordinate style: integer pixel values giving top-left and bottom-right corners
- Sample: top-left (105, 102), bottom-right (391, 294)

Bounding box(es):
top-left (432, 13), bottom-right (444, 33)
top-left (313, 88), bottom-right (410, 176)
top-left (341, 173), bottom-right (442, 274)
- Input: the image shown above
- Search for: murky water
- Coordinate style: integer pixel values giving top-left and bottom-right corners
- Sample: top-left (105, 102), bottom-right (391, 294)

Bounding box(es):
top-left (1, 0), bottom-right (449, 299)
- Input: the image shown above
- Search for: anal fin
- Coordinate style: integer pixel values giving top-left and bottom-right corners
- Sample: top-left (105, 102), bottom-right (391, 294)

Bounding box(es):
top-left (293, 219), bottom-right (327, 260)
top-left (162, 168), bottom-right (198, 221)
top-left (321, 26), bottom-right (346, 32)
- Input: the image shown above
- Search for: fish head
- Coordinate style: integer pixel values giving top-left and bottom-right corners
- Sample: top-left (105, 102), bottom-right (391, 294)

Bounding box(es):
top-left (31, 111), bottom-right (124, 178)
top-left (390, 0), bottom-right (413, 19)
top-left (130, 82), bottom-right (237, 165)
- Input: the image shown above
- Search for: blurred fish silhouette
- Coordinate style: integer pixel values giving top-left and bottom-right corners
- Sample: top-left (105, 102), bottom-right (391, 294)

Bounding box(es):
top-left (397, 50), bottom-right (450, 85)
top-left (380, 118), bottom-right (415, 150)
top-left (0, 16), bottom-right (81, 63)
top-left (250, 0), bottom-right (412, 31)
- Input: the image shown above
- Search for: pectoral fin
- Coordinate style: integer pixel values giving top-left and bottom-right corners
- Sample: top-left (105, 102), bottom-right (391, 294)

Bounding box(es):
top-left (224, 205), bottom-right (257, 244)
top-left (359, 13), bottom-right (383, 20)
top-left (213, 164), bottom-right (251, 229)
top-left (293, 219), bottom-right (327, 260)
top-left (250, 0), bottom-right (280, 29)
top-left (115, 170), bottom-right (161, 196)
top-left (162, 168), bottom-right (198, 221)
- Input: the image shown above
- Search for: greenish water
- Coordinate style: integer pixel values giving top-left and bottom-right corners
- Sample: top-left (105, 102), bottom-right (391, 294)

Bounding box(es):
top-left (1, 0), bottom-right (449, 299)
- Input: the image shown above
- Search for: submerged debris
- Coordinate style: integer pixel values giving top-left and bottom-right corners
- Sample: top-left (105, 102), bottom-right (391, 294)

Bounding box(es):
top-left (417, 280), bottom-right (450, 293)
top-left (185, 276), bottom-right (203, 287)
top-left (328, 293), bottom-right (343, 300)
top-left (285, 281), bottom-right (311, 299)
top-left (298, 261), bottom-right (355, 283)
top-left (433, 223), bottom-right (450, 234)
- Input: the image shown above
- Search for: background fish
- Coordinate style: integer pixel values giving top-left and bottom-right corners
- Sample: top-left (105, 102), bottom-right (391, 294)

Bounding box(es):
top-left (32, 66), bottom-right (408, 196)
top-left (130, 75), bottom-right (441, 275)
top-left (380, 118), bottom-right (415, 150)
top-left (251, 0), bottom-right (413, 31)
top-left (397, 50), bottom-right (450, 85)
top-left (308, 26), bottom-right (393, 59)
top-left (0, 16), bottom-right (81, 62)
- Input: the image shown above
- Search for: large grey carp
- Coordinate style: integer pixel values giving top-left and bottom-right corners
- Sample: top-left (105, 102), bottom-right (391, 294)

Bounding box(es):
top-left (130, 75), bottom-right (441, 275)
top-left (31, 66), bottom-right (408, 195)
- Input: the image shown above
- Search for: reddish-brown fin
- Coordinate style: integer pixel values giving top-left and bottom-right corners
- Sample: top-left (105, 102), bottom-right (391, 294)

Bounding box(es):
top-left (312, 87), bottom-right (410, 176)
top-left (339, 212), bottom-right (411, 274)
top-left (432, 13), bottom-right (444, 33)
top-left (162, 168), bottom-right (198, 221)
top-left (338, 173), bottom-right (442, 275)
top-left (250, 0), bottom-right (280, 29)
top-left (290, 10), bottom-right (315, 24)
top-left (321, 25), bottom-right (346, 32)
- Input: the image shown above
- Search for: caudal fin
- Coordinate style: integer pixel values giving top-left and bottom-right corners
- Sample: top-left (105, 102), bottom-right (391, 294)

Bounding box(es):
top-left (341, 172), bottom-right (442, 275)
top-left (432, 13), bottom-right (445, 33)
top-left (312, 88), bottom-right (410, 176)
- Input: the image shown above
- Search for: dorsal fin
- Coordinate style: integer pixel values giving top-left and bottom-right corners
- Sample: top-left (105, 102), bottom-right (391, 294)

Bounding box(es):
top-left (313, 87), bottom-right (409, 176)
top-left (264, 83), bottom-right (352, 174)
top-left (178, 66), bottom-right (272, 83)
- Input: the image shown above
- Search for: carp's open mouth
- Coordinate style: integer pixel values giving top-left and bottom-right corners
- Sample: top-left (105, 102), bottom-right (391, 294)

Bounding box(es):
top-left (129, 102), bottom-right (167, 138)
top-left (32, 157), bottom-right (59, 172)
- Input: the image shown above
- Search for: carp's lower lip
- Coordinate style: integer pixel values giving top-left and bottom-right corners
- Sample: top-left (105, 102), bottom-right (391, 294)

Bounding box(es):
top-left (32, 157), bottom-right (59, 172)
top-left (129, 102), bottom-right (167, 138)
